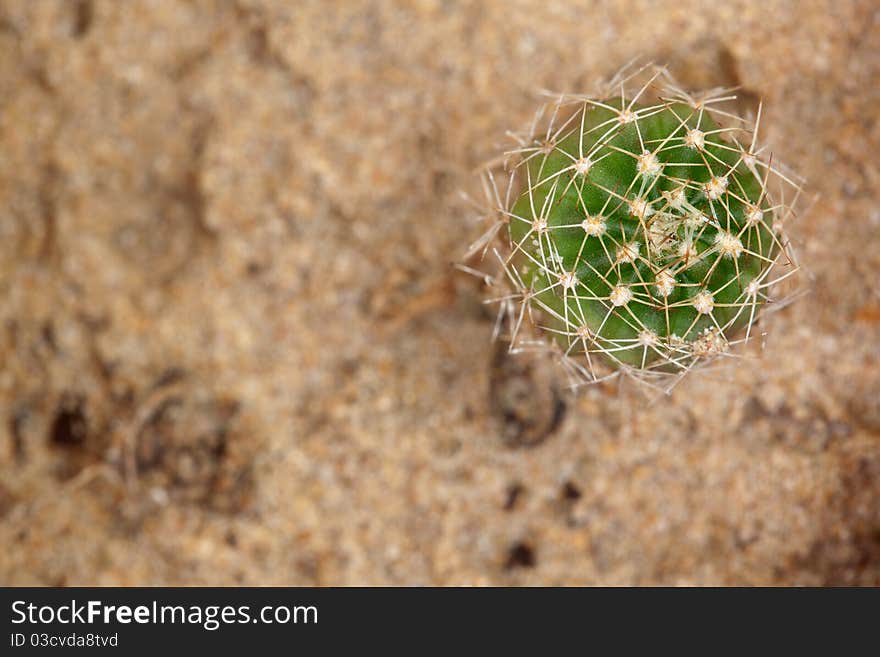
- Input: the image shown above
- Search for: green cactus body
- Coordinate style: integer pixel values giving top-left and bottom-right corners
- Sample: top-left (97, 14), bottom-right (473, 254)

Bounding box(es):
top-left (475, 67), bottom-right (802, 385)
top-left (507, 99), bottom-right (775, 370)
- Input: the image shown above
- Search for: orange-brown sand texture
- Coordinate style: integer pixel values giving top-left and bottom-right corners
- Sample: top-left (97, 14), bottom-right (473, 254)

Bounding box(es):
top-left (0, 0), bottom-right (878, 585)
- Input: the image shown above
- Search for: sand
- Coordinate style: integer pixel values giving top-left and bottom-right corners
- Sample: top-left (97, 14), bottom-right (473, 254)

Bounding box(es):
top-left (0, 0), bottom-right (878, 585)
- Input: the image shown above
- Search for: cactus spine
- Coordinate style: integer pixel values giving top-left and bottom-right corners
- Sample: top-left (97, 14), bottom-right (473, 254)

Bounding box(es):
top-left (468, 64), bottom-right (803, 391)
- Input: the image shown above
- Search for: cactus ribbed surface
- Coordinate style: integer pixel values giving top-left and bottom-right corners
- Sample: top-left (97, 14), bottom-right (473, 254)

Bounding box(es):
top-left (469, 65), bottom-right (803, 389)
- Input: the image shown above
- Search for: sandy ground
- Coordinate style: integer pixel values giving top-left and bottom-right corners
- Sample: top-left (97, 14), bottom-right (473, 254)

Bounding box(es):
top-left (0, 0), bottom-right (878, 585)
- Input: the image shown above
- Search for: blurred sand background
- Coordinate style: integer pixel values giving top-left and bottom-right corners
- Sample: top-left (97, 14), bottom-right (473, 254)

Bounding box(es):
top-left (0, 0), bottom-right (878, 585)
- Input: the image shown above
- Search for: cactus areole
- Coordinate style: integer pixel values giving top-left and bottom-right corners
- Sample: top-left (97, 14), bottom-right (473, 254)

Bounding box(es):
top-left (473, 66), bottom-right (802, 388)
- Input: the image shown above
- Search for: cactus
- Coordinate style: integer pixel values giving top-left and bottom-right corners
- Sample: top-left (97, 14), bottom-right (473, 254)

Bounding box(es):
top-left (467, 64), bottom-right (803, 390)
